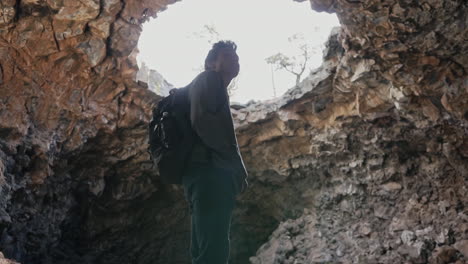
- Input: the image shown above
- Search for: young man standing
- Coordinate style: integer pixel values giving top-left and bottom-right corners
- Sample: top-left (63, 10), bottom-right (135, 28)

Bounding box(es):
top-left (183, 40), bottom-right (248, 264)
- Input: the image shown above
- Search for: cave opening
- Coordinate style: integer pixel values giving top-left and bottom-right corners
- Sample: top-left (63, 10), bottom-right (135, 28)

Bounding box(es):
top-left (136, 0), bottom-right (339, 103)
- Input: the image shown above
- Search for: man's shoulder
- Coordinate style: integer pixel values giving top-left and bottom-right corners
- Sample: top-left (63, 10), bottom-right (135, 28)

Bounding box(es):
top-left (190, 70), bottom-right (223, 90)
top-left (196, 70), bottom-right (222, 82)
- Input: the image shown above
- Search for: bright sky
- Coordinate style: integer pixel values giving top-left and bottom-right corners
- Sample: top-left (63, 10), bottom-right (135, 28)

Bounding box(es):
top-left (137, 0), bottom-right (339, 103)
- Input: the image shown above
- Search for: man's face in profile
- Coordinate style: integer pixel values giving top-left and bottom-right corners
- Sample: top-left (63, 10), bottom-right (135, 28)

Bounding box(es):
top-left (216, 48), bottom-right (240, 78)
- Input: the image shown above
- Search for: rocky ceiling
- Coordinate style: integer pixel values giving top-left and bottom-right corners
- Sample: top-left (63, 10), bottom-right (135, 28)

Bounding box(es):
top-left (0, 0), bottom-right (467, 263)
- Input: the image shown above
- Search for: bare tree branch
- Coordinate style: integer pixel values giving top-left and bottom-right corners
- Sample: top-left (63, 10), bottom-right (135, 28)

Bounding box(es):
top-left (265, 33), bottom-right (317, 86)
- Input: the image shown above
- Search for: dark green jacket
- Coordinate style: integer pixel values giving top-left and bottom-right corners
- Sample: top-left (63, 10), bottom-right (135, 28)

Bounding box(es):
top-left (187, 70), bottom-right (248, 195)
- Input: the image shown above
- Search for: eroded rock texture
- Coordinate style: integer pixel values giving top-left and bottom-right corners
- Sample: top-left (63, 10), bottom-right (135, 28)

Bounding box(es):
top-left (0, 252), bottom-right (18, 264)
top-left (236, 22), bottom-right (467, 263)
top-left (0, 0), bottom-right (186, 263)
top-left (0, 0), bottom-right (467, 263)
top-left (246, 111), bottom-right (468, 263)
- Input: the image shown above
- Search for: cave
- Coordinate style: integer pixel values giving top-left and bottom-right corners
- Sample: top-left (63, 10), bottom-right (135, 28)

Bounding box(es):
top-left (0, 0), bottom-right (467, 264)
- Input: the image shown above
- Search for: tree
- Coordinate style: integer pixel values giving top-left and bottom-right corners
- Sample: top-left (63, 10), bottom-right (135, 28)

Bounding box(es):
top-left (265, 33), bottom-right (316, 89)
top-left (192, 23), bottom-right (221, 45)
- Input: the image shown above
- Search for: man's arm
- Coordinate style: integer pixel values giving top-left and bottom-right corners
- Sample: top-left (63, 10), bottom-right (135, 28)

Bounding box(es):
top-left (198, 71), bottom-right (227, 114)
top-left (189, 71), bottom-right (236, 153)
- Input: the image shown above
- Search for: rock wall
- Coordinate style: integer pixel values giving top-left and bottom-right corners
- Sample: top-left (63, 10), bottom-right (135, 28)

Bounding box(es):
top-left (239, 1), bottom-right (468, 262)
top-left (233, 21), bottom-right (467, 262)
top-left (0, 253), bottom-right (17, 264)
top-left (0, 0), bottom-right (186, 263)
top-left (245, 105), bottom-right (468, 263)
top-left (0, 0), bottom-right (467, 263)
top-left (136, 62), bottom-right (174, 96)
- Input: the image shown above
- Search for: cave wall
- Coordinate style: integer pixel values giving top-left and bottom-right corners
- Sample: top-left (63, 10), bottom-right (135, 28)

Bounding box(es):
top-left (0, 0), bottom-right (185, 263)
top-left (0, 0), bottom-right (467, 263)
top-left (238, 0), bottom-right (468, 262)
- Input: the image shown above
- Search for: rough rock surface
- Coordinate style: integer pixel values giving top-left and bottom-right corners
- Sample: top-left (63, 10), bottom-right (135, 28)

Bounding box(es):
top-left (237, 21), bottom-right (467, 263)
top-left (136, 62), bottom-right (174, 96)
top-left (241, 0), bottom-right (467, 262)
top-left (0, 252), bottom-right (18, 264)
top-left (0, 0), bottom-right (467, 264)
top-left (247, 113), bottom-right (468, 263)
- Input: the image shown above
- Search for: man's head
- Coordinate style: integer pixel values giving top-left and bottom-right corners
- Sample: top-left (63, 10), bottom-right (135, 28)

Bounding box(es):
top-left (204, 40), bottom-right (240, 78)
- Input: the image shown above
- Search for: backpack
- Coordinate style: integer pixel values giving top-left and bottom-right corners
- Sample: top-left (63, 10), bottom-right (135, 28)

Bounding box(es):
top-left (148, 87), bottom-right (194, 184)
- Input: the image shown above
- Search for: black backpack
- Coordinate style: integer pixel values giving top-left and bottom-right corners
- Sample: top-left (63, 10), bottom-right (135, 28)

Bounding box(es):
top-left (148, 87), bottom-right (194, 184)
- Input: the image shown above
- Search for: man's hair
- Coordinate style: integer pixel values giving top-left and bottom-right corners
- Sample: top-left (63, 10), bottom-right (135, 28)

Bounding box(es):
top-left (204, 40), bottom-right (237, 70)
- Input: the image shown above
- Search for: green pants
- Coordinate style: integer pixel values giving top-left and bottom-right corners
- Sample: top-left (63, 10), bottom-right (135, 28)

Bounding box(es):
top-left (182, 164), bottom-right (236, 264)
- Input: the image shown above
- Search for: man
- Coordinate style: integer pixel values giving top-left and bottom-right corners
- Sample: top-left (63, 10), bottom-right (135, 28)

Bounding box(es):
top-left (182, 40), bottom-right (248, 264)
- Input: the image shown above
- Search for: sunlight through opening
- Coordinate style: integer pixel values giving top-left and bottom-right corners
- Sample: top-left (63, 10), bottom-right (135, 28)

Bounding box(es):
top-left (137, 0), bottom-right (339, 103)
